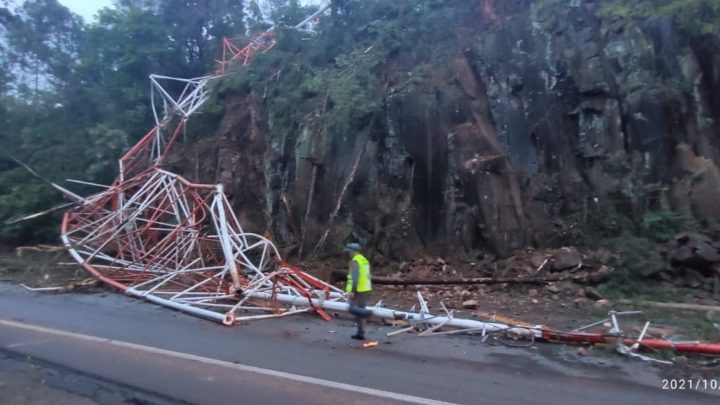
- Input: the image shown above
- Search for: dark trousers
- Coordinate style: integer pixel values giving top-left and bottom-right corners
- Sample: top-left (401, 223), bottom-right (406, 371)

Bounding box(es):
top-left (349, 292), bottom-right (372, 335)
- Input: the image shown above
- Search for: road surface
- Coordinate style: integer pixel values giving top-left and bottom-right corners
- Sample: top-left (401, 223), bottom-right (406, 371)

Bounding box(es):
top-left (0, 282), bottom-right (717, 404)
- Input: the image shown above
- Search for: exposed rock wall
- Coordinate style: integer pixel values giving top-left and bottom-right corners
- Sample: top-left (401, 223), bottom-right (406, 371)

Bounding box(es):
top-left (178, 1), bottom-right (720, 260)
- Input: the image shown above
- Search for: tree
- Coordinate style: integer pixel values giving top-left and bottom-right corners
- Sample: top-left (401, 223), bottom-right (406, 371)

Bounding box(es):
top-left (4, 0), bottom-right (83, 96)
top-left (0, 0), bottom-right (247, 244)
top-left (159, 0), bottom-right (245, 73)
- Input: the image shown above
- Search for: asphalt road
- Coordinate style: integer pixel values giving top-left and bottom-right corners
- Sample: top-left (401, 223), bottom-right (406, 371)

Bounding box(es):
top-left (0, 282), bottom-right (717, 404)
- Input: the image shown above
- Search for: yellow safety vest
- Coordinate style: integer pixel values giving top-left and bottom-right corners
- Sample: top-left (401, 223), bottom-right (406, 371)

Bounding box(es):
top-left (346, 254), bottom-right (372, 293)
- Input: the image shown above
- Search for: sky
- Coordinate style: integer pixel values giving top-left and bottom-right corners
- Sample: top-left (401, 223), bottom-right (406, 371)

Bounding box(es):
top-left (58, 0), bottom-right (114, 21)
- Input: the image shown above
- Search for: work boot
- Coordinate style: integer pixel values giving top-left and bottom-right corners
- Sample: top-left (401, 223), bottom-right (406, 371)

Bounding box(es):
top-left (351, 320), bottom-right (366, 340)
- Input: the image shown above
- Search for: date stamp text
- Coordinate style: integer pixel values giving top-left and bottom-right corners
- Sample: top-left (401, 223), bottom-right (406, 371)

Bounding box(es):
top-left (662, 379), bottom-right (720, 391)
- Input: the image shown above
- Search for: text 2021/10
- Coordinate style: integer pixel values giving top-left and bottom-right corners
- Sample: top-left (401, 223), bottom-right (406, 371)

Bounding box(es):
top-left (662, 379), bottom-right (719, 390)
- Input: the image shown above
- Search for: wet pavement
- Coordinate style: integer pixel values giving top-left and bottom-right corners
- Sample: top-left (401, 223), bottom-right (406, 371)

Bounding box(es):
top-left (0, 282), bottom-right (718, 404)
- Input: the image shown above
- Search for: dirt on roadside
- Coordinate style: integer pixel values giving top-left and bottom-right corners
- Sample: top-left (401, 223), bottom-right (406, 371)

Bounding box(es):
top-left (3, 245), bottom-right (719, 377)
top-left (0, 247), bottom-right (100, 292)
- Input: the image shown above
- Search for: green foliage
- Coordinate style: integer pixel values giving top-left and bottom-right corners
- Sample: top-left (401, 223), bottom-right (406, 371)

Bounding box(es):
top-left (85, 126), bottom-right (129, 184)
top-left (214, 0), bottom-right (468, 146)
top-left (639, 210), bottom-right (686, 242)
top-left (188, 98), bottom-right (225, 139)
top-left (568, 199), bottom-right (636, 245)
top-left (325, 49), bottom-right (382, 131)
top-left (597, 0), bottom-right (720, 36)
top-left (612, 234), bottom-right (666, 277)
top-left (600, 233), bottom-right (667, 296)
top-left (592, 204), bottom-right (634, 239)
top-left (597, 3), bottom-right (635, 19)
top-left (0, 169), bottom-right (60, 242)
top-left (657, 0), bottom-right (720, 36)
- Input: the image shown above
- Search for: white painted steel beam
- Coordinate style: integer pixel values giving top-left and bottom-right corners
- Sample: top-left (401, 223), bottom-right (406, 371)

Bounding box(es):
top-left (248, 292), bottom-right (543, 337)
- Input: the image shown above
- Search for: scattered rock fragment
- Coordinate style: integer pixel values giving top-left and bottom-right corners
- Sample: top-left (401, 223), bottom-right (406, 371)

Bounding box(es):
top-left (593, 299), bottom-right (612, 310)
top-left (584, 287), bottom-right (603, 300)
top-left (529, 253), bottom-right (548, 269)
top-left (462, 300), bottom-right (479, 309)
top-left (587, 265), bottom-right (612, 284)
top-left (546, 284), bottom-right (561, 294)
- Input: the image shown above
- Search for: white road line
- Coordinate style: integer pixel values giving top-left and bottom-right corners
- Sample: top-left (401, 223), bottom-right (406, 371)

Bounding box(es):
top-left (0, 319), bottom-right (456, 405)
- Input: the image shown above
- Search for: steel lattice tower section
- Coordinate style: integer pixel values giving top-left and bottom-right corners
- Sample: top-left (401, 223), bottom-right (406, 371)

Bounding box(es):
top-left (60, 3), bottom-right (347, 325)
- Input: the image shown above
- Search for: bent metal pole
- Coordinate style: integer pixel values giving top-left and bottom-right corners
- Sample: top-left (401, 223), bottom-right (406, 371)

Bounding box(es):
top-left (247, 291), bottom-right (543, 338)
top-left (249, 291), bottom-right (720, 355)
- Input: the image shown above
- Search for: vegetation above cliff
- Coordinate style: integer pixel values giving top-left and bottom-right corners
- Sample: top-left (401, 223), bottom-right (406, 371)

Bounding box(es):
top-left (597, 0), bottom-right (720, 36)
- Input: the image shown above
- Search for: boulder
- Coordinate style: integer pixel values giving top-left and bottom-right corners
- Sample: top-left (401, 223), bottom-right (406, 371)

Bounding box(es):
top-left (551, 247), bottom-right (582, 271)
top-left (670, 232), bottom-right (720, 276)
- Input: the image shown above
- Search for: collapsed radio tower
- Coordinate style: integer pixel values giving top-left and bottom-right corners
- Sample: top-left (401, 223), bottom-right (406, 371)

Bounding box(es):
top-left (57, 2), bottom-right (720, 357)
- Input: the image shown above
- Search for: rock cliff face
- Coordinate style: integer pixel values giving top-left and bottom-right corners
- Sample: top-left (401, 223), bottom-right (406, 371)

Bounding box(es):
top-left (173, 0), bottom-right (720, 260)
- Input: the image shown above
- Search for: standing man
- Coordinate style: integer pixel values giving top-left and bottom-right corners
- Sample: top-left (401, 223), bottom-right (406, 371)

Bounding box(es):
top-left (344, 243), bottom-right (372, 340)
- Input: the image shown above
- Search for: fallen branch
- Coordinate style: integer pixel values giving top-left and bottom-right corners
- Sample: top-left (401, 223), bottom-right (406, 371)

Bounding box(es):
top-left (372, 277), bottom-right (549, 285)
top-left (16, 245), bottom-right (66, 256)
top-left (21, 284), bottom-right (63, 292)
top-left (4, 202), bottom-right (74, 225)
top-left (330, 270), bottom-right (602, 286)
top-left (20, 278), bottom-right (100, 293)
top-left (618, 299), bottom-right (720, 313)
top-left (0, 150), bottom-right (83, 202)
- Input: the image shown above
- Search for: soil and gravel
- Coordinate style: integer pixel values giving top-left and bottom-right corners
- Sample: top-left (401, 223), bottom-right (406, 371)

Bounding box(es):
top-left (2, 245), bottom-right (720, 378)
top-left (0, 248), bottom-right (93, 290)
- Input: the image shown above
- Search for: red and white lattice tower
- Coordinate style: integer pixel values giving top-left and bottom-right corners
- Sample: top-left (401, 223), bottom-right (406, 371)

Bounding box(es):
top-left (216, 3), bottom-right (330, 74)
top-left (60, 3), bottom-right (345, 325)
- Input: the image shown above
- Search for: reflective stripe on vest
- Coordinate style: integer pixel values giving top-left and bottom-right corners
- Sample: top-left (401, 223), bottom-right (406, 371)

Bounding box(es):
top-left (346, 253), bottom-right (372, 293)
